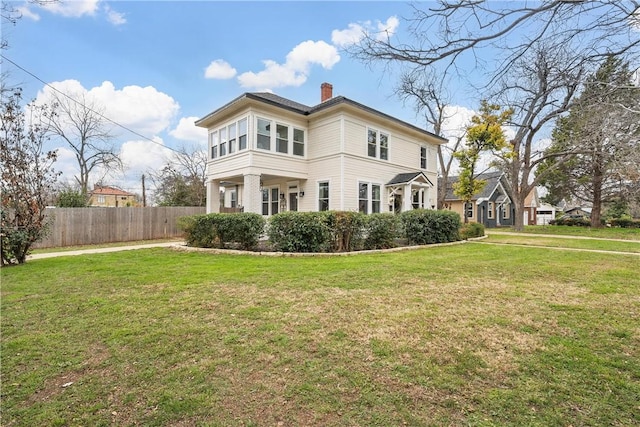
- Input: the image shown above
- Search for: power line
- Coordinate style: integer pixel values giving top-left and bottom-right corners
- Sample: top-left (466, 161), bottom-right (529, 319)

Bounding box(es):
top-left (1, 54), bottom-right (182, 154)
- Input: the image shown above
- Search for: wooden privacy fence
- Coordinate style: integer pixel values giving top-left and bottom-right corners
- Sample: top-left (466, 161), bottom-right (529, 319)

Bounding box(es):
top-left (34, 207), bottom-right (206, 249)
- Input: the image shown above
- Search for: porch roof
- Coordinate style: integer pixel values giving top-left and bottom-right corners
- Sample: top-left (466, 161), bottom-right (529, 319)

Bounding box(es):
top-left (386, 171), bottom-right (434, 186)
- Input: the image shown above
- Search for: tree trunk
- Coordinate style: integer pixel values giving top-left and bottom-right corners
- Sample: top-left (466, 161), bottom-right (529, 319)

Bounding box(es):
top-left (591, 163), bottom-right (603, 228)
top-left (438, 176), bottom-right (447, 210)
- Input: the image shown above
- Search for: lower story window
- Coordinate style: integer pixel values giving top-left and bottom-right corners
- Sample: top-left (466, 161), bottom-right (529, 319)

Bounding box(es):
top-left (262, 187), bottom-right (280, 215)
top-left (359, 182), bottom-right (381, 214)
top-left (318, 181), bottom-right (329, 211)
top-left (466, 202), bottom-right (474, 218)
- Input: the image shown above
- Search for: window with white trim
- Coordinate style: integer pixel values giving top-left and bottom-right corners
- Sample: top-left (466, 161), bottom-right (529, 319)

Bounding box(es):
top-left (293, 128), bottom-right (304, 156)
top-left (488, 202), bottom-right (495, 219)
top-left (238, 118), bottom-right (247, 150)
top-left (261, 187), bottom-right (280, 216)
top-left (228, 122), bottom-right (236, 154)
top-left (420, 146), bottom-right (427, 169)
top-left (367, 128), bottom-right (389, 160)
top-left (257, 118), bottom-right (271, 150)
top-left (219, 127), bottom-right (227, 156)
top-left (318, 181), bottom-right (329, 211)
top-left (210, 131), bottom-right (218, 159)
top-left (276, 124), bottom-right (288, 154)
top-left (359, 182), bottom-right (382, 214)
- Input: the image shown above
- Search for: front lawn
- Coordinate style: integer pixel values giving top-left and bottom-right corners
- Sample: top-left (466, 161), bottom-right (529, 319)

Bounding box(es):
top-left (2, 245), bottom-right (639, 426)
top-left (483, 234), bottom-right (640, 253)
top-left (516, 225), bottom-right (640, 240)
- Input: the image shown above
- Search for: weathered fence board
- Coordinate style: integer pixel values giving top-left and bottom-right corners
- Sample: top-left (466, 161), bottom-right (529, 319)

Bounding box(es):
top-left (34, 207), bottom-right (205, 248)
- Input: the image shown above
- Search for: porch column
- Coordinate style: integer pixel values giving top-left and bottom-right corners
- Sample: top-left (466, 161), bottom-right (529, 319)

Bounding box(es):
top-left (207, 180), bottom-right (220, 214)
top-left (243, 174), bottom-right (262, 214)
top-left (403, 183), bottom-right (413, 211)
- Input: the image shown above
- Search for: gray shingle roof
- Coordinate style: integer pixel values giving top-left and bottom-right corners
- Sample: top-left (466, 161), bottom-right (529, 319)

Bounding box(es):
top-left (197, 91), bottom-right (448, 143)
top-left (387, 171), bottom-right (434, 186)
top-left (441, 171), bottom-right (505, 201)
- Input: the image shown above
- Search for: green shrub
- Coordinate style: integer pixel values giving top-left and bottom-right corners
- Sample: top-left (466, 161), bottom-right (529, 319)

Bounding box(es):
top-left (326, 211), bottom-right (366, 252)
top-left (400, 209), bottom-right (461, 245)
top-left (551, 217), bottom-right (591, 227)
top-left (267, 211), bottom-right (332, 252)
top-left (363, 213), bottom-right (399, 249)
top-left (610, 217), bottom-right (640, 229)
top-left (460, 222), bottom-right (485, 240)
top-left (178, 213), bottom-right (265, 250)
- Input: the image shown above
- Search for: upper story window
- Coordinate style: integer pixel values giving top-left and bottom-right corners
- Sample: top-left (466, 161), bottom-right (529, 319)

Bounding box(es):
top-left (219, 127), bottom-right (227, 156)
top-left (276, 124), bottom-right (288, 154)
top-left (211, 117), bottom-right (249, 159)
top-left (367, 128), bottom-right (389, 160)
top-left (293, 129), bottom-right (304, 156)
top-left (228, 123), bottom-right (237, 154)
top-left (420, 146), bottom-right (427, 169)
top-left (257, 118), bottom-right (271, 150)
top-left (238, 118), bottom-right (247, 150)
top-left (210, 131), bottom-right (218, 159)
top-left (256, 117), bottom-right (305, 157)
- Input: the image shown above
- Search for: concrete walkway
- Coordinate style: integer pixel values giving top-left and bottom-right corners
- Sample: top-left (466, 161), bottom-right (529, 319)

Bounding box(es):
top-left (28, 241), bottom-right (185, 260)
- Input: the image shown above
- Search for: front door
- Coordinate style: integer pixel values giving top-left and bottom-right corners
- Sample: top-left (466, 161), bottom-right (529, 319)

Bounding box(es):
top-left (289, 192), bottom-right (298, 212)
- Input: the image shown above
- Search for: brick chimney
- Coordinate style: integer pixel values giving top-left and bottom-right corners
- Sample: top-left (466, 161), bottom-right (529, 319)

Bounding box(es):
top-left (321, 82), bottom-right (333, 102)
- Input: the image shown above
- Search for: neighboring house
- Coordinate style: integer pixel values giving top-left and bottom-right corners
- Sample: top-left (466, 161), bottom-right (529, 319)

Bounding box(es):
top-left (195, 83), bottom-right (447, 216)
top-left (562, 206), bottom-right (592, 219)
top-left (89, 185), bottom-right (137, 207)
top-left (441, 171), bottom-right (515, 227)
top-left (535, 202), bottom-right (557, 225)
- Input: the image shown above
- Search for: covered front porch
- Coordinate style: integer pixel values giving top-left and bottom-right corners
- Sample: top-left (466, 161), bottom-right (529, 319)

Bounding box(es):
top-left (206, 172), bottom-right (308, 215)
top-left (386, 172), bottom-right (436, 214)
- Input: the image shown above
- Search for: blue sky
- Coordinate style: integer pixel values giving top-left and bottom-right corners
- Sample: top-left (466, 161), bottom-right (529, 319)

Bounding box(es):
top-left (3, 0), bottom-right (478, 193)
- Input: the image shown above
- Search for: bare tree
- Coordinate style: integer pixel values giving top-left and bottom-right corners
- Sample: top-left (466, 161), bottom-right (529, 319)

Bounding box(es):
top-left (43, 91), bottom-right (122, 196)
top-left (396, 68), bottom-right (465, 208)
top-left (350, 1), bottom-right (640, 83)
top-left (151, 145), bottom-right (207, 207)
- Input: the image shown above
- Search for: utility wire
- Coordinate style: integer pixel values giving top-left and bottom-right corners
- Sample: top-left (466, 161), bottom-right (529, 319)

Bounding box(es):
top-left (1, 54), bottom-right (182, 154)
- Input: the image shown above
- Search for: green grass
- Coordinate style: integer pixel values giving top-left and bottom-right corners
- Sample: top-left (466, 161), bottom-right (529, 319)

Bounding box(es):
top-left (483, 234), bottom-right (640, 253)
top-left (514, 225), bottom-right (640, 240)
top-left (2, 245), bottom-right (639, 426)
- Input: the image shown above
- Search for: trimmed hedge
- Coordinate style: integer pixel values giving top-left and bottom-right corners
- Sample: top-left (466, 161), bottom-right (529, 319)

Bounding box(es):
top-left (181, 209), bottom-right (463, 253)
top-left (460, 222), bottom-right (485, 240)
top-left (178, 213), bottom-right (265, 250)
top-left (399, 209), bottom-right (461, 245)
top-left (549, 217), bottom-right (591, 227)
top-left (267, 211), bottom-right (333, 253)
top-left (609, 218), bottom-right (640, 228)
top-left (363, 213), bottom-right (399, 249)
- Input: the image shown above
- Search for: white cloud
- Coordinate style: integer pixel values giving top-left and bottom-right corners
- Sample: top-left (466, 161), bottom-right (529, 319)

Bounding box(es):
top-left (35, 79), bottom-right (180, 138)
top-left (16, 5), bottom-right (41, 21)
top-left (377, 16), bottom-right (400, 40)
top-left (20, 0), bottom-right (124, 25)
top-left (41, 0), bottom-right (100, 18)
top-left (331, 23), bottom-right (367, 48)
top-left (104, 4), bottom-right (126, 26)
top-left (331, 16), bottom-right (399, 48)
top-left (120, 138), bottom-right (173, 175)
top-left (237, 40), bottom-right (340, 90)
top-left (169, 117), bottom-right (208, 143)
top-left (204, 59), bottom-right (237, 79)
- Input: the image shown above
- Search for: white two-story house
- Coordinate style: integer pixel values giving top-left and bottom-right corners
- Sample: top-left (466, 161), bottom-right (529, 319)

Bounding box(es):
top-left (195, 83), bottom-right (447, 216)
